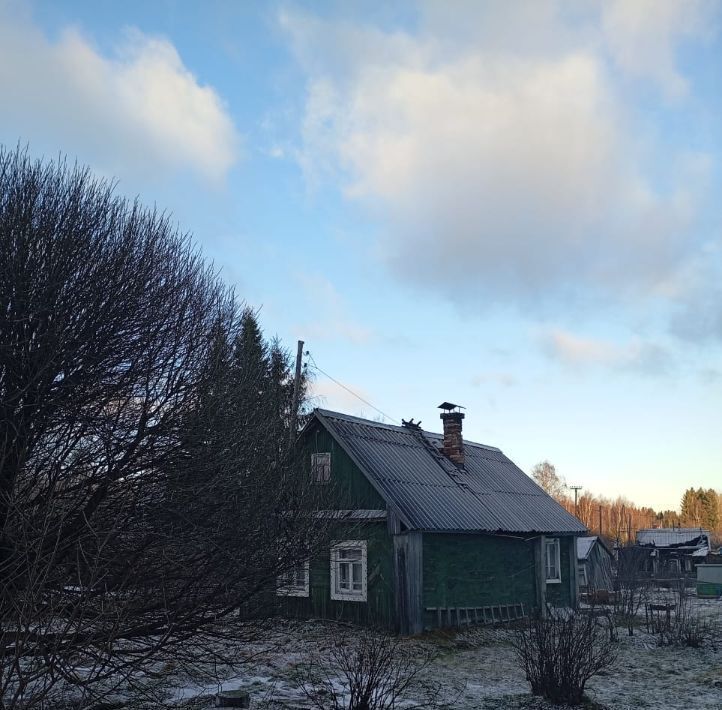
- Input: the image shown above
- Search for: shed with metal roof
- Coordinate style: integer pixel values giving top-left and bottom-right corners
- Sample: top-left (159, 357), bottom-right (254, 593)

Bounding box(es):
top-left (576, 536), bottom-right (614, 592)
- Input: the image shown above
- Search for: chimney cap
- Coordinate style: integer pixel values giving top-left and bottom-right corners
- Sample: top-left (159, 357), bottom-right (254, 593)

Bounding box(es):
top-left (438, 401), bottom-right (464, 413)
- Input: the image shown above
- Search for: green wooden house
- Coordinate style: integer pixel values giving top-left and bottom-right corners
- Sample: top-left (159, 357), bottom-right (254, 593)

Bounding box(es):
top-left (278, 404), bottom-right (586, 634)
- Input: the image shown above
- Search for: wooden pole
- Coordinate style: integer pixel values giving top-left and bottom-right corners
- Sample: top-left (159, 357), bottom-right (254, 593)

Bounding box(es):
top-left (288, 340), bottom-right (304, 448)
top-left (599, 505), bottom-right (603, 536)
top-left (570, 486), bottom-right (582, 518)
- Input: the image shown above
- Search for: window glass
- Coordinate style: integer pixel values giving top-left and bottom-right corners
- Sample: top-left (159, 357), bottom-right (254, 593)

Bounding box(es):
top-left (545, 538), bottom-right (561, 582)
top-left (311, 452), bottom-right (331, 482)
top-left (331, 541), bottom-right (367, 601)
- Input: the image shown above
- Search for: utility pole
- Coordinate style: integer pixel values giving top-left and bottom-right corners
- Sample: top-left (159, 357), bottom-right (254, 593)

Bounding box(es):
top-left (569, 485), bottom-right (583, 519)
top-left (599, 504), bottom-right (603, 536)
top-left (288, 340), bottom-right (304, 449)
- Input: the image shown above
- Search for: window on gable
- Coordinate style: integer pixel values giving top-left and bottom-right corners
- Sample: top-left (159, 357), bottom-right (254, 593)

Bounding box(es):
top-left (311, 452), bottom-right (331, 483)
top-left (276, 560), bottom-right (309, 597)
top-left (545, 538), bottom-right (561, 583)
top-left (330, 540), bottom-right (367, 602)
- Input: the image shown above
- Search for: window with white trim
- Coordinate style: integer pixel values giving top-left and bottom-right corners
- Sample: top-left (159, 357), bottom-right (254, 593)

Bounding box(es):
top-left (276, 561), bottom-right (309, 597)
top-left (545, 538), bottom-right (561, 583)
top-left (330, 541), bottom-right (367, 602)
top-left (311, 452), bottom-right (331, 483)
top-left (577, 564), bottom-right (588, 587)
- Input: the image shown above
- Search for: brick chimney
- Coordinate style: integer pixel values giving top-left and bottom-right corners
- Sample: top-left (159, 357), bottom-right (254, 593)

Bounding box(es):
top-left (438, 402), bottom-right (465, 468)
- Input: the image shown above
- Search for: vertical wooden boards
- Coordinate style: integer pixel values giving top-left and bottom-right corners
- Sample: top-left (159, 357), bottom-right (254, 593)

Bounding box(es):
top-left (393, 531), bottom-right (423, 635)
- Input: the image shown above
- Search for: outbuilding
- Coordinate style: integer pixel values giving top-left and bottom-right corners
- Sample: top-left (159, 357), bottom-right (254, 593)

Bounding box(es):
top-left (635, 528), bottom-right (712, 578)
top-left (576, 536), bottom-right (614, 592)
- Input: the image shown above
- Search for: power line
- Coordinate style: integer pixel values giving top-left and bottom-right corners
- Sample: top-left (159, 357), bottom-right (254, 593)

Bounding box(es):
top-left (305, 352), bottom-right (400, 425)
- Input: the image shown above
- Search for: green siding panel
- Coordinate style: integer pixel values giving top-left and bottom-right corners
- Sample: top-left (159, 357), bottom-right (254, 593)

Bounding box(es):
top-left (423, 533), bottom-right (537, 627)
top-left (545, 536), bottom-right (574, 607)
top-left (303, 424), bottom-right (387, 510)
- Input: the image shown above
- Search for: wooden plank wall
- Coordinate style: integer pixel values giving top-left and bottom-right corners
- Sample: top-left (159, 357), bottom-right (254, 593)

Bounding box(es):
top-left (393, 531), bottom-right (423, 635)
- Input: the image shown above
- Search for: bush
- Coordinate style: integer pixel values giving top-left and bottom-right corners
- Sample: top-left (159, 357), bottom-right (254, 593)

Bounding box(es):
top-left (657, 585), bottom-right (719, 649)
top-left (512, 611), bottom-right (618, 705)
top-left (298, 627), bottom-right (456, 710)
top-left (614, 545), bottom-right (652, 636)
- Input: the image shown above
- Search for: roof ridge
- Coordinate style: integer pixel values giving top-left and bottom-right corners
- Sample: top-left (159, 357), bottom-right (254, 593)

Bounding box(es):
top-left (314, 407), bottom-right (502, 452)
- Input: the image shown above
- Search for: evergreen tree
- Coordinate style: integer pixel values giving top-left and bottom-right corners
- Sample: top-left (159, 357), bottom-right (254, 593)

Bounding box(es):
top-left (681, 487), bottom-right (719, 530)
top-left (266, 338), bottom-right (296, 458)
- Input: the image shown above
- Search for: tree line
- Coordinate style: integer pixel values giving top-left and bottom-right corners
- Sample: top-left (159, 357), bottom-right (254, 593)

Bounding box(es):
top-left (531, 461), bottom-right (721, 544)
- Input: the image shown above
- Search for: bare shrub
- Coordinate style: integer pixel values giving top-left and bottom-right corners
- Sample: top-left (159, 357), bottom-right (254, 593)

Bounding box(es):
top-left (657, 584), bottom-right (719, 649)
top-left (298, 627), bottom-right (456, 710)
top-left (512, 611), bottom-right (618, 706)
top-left (614, 545), bottom-right (651, 635)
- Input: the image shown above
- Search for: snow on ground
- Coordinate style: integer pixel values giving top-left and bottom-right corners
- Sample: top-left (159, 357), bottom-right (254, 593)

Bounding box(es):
top-left (118, 595), bottom-right (722, 709)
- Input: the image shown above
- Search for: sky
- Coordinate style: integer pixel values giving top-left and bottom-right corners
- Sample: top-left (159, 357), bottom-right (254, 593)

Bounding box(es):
top-left (1, 0), bottom-right (720, 512)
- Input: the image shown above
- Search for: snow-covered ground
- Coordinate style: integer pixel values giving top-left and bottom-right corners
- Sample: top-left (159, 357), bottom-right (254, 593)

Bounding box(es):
top-left (160, 595), bottom-right (721, 710)
top-left (32, 594), bottom-right (718, 709)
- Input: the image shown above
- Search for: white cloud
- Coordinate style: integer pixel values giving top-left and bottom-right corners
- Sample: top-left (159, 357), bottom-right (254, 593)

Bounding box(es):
top-left (307, 377), bottom-right (383, 419)
top-left (282, 4), bottom-right (715, 314)
top-left (541, 328), bottom-right (671, 373)
top-left (0, 9), bottom-right (239, 181)
top-left (601, 0), bottom-right (719, 100)
top-left (471, 372), bottom-right (518, 388)
top-left (293, 273), bottom-right (374, 345)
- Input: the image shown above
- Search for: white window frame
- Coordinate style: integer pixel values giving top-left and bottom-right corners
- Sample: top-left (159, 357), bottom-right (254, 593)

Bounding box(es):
top-left (311, 452), bottom-right (331, 483)
top-left (276, 560), bottom-right (310, 597)
top-left (577, 564), bottom-right (588, 588)
top-left (330, 540), bottom-right (367, 602)
top-left (545, 538), bottom-right (561, 584)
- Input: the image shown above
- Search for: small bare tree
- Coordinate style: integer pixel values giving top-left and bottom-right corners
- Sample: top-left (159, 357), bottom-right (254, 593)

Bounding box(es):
top-left (656, 581), bottom-right (719, 649)
top-left (298, 627), bottom-right (455, 710)
top-left (614, 544), bottom-right (651, 636)
top-left (512, 611), bottom-right (617, 706)
top-left (530, 461), bottom-right (567, 502)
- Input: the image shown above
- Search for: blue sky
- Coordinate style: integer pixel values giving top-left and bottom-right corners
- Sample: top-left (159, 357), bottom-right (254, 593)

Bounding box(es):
top-left (1, 0), bottom-right (720, 511)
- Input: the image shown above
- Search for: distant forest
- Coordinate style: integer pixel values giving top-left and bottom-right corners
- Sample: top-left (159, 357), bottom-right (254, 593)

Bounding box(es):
top-left (531, 461), bottom-right (721, 545)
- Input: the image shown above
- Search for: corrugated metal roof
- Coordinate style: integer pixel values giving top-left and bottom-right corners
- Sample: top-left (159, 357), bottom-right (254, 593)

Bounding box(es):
top-left (314, 409), bottom-right (586, 535)
top-left (577, 536), bottom-right (597, 560)
top-left (577, 535), bottom-right (613, 560)
top-left (636, 528), bottom-right (711, 548)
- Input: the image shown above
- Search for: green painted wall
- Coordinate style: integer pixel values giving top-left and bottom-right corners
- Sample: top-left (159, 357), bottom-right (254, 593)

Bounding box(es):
top-left (278, 521), bottom-right (395, 627)
top-left (422, 533), bottom-right (537, 628)
top-left (279, 425), bottom-right (394, 627)
top-left (304, 424), bottom-right (387, 510)
top-left (422, 533), bottom-right (577, 627)
top-left (545, 536), bottom-right (574, 607)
